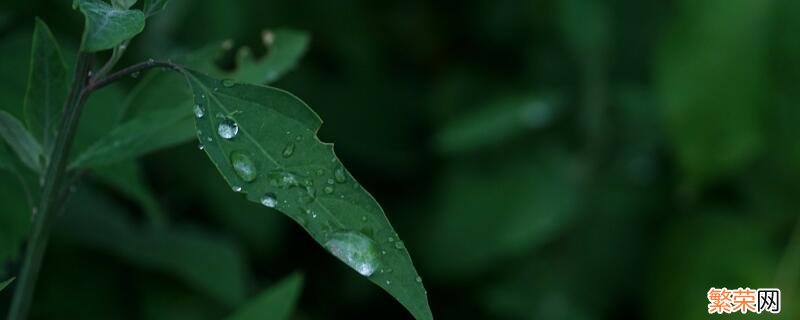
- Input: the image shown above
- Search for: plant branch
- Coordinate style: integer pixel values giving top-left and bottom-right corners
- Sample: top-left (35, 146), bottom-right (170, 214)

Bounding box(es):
top-left (86, 59), bottom-right (182, 94)
top-left (7, 52), bottom-right (93, 320)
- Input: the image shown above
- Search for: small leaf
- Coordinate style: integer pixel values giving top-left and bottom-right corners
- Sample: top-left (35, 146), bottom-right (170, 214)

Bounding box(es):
top-left (0, 277), bottom-right (15, 293)
top-left (0, 110), bottom-right (43, 172)
top-left (24, 18), bottom-right (68, 155)
top-left (76, 0), bottom-right (145, 52)
top-left (142, 0), bottom-right (169, 17)
top-left (179, 70), bottom-right (432, 320)
top-left (70, 102), bottom-right (195, 168)
top-left (231, 29), bottom-right (310, 84)
top-left (225, 273), bottom-right (304, 320)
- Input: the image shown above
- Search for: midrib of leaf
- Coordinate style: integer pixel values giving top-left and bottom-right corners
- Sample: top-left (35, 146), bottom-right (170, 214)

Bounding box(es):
top-left (184, 72), bottom-right (350, 229)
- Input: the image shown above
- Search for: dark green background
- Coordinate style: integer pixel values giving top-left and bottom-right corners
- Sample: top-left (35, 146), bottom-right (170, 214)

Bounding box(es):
top-left (1, 0), bottom-right (799, 319)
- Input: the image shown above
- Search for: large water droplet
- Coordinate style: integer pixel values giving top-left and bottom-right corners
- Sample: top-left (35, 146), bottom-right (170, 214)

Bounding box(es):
top-left (194, 104), bottom-right (205, 118)
top-left (324, 231), bottom-right (380, 277)
top-left (260, 193), bottom-right (277, 208)
top-left (282, 142), bottom-right (295, 158)
top-left (222, 79), bottom-right (236, 87)
top-left (230, 151), bottom-right (257, 182)
top-left (218, 118), bottom-right (239, 139)
top-left (334, 166), bottom-right (347, 183)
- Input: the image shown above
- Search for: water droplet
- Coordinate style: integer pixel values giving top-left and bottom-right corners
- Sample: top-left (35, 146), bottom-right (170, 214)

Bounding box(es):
top-left (194, 105), bottom-right (205, 118)
top-left (206, 137), bottom-right (212, 142)
top-left (334, 167), bottom-right (347, 183)
top-left (260, 193), bottom-right (278, 208)
top-left (387, 236), bottom-right (395, 243)
top-left (324, 231), bottom-right (380, 277)
top-left (294, 135), bottom-right (302, 142)
top-left (218, 118), bottom-right (239, 139)
top-left (324, 186), bottom-right (334, 194)
top-left (381, 250), bottom-right (387, 255)
top-left (131, 71), bottom-right (140, 78)
top-left (386, 280), bottom-right (392, 285)
top-left (282, 142), bottom-right (295, 158)
top-left (361, 216), bottom-right (367, 222)
top-left (222, 79), bottom-right (236, 87)
top-left (230, 151), bottom-right (257, 182)
top-left (394, 241), bottom-right (405, 250)
top-left (327, 178), bottom-right (335, 185)
top-left (267, 171), bottom-right (299, 188)
top-left (316, 169), bottom-right (325, 176)
top-left (197, 143), bottom-right (204, 150)
top-left (232, 185), bottom-right (243, 192)
top-left (416, 276), bottom-right (422, 283)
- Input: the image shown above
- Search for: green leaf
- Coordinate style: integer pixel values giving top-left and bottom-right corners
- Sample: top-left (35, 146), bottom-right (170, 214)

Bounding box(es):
top-left (225, 273), bottom-right (304, 320)
top-left (0, 277), bottom-right (14, 292)
top-left (657, 0), bottom-right (770, 184)
top-left (70, 101), bottom-right (195, 168)
top-left (76, 0), bottom-right (145, 52)
top-left (0, 169), bottom-right (34, 264)
top-left (91, 161), bottom-right (166, 227)
top-left (179, 69), bottom-right (432, 320)
top-left (435, 93), bottom-right (559, 154)
top-left (142, 0), bottom-right (169, 17)
top-left (111, 0), bottom-right (137, 9)
top-left (58, 187), bottom-right (248, 306)
top-left (231, 29), bottom-right (310, 84)
top-left (23, 18), bottom-right (68, 155)
top-left (420, 147), bottom-right (581, 279)
top-left (0, 110), bottom-right (43, 172)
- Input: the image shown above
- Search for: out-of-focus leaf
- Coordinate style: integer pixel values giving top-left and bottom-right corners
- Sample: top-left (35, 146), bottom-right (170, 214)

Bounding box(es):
top-left (0, 110), bottom-right (43, 172)
top-left (225, 273), bottom-right (304, 320)
top-left (0, 277), bottom-right (14, 292)
top-left (434, 93), bottom-right (559, 154)
top-left (23, 18), bottom-right (68, 155)
top-left (420, 147), bottom-right (581, 279)
top-left (0, 169), bottom-right (33, 264)
top-left (230, 29), bottom-right (310, 84)
top-left (91, 161), bottom-right (165, 227)
top-left (75, 0), bottom-right (145, 52)
top-left (646, 212), bottom-right (777, 320)
top-left (72, 84), bottom-right (127, 157)
top-left (70, 102), bottom-right (194, 168)
top-left (657, 0), bottom-right (771, 184)
top-left (57, 187), bottom-right (248, 306)
top-left (0, 31), bottom-right (33, 119)
top-left (142, 0), bottom-right (168, 17)
top-left (139, 277), bottom-right (222, 320)
top-left (180, 70), bottom-right (432, 320)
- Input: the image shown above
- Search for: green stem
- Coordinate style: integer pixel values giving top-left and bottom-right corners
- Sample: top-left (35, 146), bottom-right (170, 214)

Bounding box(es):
top-left (7, 52), bottom-right (93, 320)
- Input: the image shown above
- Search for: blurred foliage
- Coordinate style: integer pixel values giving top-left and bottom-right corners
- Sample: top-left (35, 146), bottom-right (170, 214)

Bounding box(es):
top-left (1, 0), bottom-right (799, 319)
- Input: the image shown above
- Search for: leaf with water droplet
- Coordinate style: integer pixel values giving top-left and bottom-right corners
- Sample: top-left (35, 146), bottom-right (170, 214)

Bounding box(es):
top-left (74, 0), bottom-right (145, 52)
top-left (179, 69), bottom-right (432, 320)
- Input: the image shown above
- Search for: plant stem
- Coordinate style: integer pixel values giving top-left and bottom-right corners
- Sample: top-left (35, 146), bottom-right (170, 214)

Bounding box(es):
top-left (7, 52), bottom-right (93, 320)
top-left (86, 59), bottom-right (181, 93)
